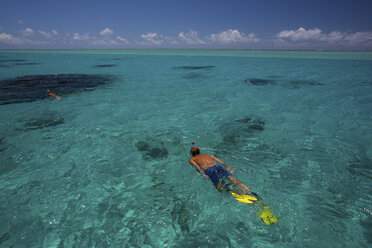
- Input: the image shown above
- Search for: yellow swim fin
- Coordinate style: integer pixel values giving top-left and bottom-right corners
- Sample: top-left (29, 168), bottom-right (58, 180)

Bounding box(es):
top-left (259, 205), bottom-right (278, 225)
top-left (230, 192), bottom-right (258, 204)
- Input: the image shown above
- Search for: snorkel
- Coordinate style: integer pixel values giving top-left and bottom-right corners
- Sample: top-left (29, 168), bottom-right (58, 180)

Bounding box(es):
top-left (190, 142), bottom-right (200, 156)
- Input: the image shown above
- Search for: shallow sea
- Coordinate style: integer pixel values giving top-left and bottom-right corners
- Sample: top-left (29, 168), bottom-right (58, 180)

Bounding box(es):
top-left (0, 50), bottom-right (371, 247)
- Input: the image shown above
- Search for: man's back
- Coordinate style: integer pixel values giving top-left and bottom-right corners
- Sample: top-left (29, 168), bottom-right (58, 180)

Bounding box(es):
top-left (189, 154), bottom-right (217, 171)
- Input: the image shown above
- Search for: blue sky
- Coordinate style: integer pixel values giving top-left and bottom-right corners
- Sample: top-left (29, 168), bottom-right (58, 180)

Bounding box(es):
top-left (1, 0), bottom-right (372, 49)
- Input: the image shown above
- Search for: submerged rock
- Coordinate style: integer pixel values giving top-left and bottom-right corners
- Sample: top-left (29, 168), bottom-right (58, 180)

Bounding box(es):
top-left (245, 78), bottom-right (275, 86)
top-left (0, 74), bottom-right (114, 105)
top-left (173, 65), bottom-right (215, 70)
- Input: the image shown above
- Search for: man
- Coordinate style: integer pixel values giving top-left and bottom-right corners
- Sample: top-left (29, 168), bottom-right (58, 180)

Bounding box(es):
top-left (47, 89), bottom-right (61, 100)
top-left (189, 143), bottom-right (252, 193)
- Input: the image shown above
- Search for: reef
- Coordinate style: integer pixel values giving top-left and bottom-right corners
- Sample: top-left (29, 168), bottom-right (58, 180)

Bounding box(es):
top-left (135, 141), bottom-right (169, 160)
top-left (0, 59), bottom-right (38, 67)
top-left (0, 74), bottom-right (114, 105)
top-left (217, 117), bottom-right (266, 147)
top-left (289, 80), bottom-right (323, 87)
top-left (0, 64), bottom-right (12, 68)
top-left (94, 64), bottom-right (117, 68)
top-left (0, 137), bottom-right (5, 152)
top-left (18, 116), bottom-right (64, 131)
top-left (244, 78), bottom-right (275, 86)
top-left (0, 233), bottom-right (10, 246)
top-left (0, 59), bottom-right (28, 63)
top-left (234, 117), bottom-right (265, 130)
top-left (348, 158), bottom-right (372, 180)
top-left (14, 62), bottom-right (40, 66)
top-left (182, 73), bottom-right (205, 80)
top-left (173, 65), bottom-right (215, 70)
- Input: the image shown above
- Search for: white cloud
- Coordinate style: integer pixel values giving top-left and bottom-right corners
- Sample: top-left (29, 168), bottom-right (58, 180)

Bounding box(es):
top-left (39, 30), bottom-right (58, 39)
top-left (209, 29), bottom-right (259, 44)
top-left (116, 36), bottom-right (129, 44)
top-left (276, 27), bottom-right (372, 47)
top-left (343, 31), bottom-right (372, 44)
top-left (39, 30), bottom-right (52, 38)
top-left (277, 27), bottom-right (325, 41)
top-left (22, 28), bottom-right (34, 37)
top-left (178, 30), bottom-right (206, 45)
top-left (68, 31), bottom-right (127, 47)
top-left (0, 33), bottom-right (25, 45)
top-left (72, 32), bottom-right (91, 41)
top-left (141, 32), bottom-right (163, 45)
top-left (91, 39), bottom-right (108, 45)
top-left (100, 28), bottom-right (113, 36)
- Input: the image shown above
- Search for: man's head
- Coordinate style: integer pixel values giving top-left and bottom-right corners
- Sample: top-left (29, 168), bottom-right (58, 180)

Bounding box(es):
top-left (190, 142), bottom-right (200, 156)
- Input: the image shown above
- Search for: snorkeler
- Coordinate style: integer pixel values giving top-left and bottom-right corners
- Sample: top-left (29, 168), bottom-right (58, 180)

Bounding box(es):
top-left (47, 89), bottom-right (61, 100)
top-left (189, 142), bottom-right (252, 192)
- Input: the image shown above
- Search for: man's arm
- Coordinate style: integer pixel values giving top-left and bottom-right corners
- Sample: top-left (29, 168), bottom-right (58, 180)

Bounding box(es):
top-left (189, 159), bottom-right (209, 179)
top-left (212, 156), bottom-right (235, 173)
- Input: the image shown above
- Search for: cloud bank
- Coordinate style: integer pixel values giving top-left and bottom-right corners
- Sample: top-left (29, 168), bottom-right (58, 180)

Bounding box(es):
top-left (209, 29), bottom-right (259, 44)
top-left (178, 30), bottom-right (206, 45)
top-left (276, 27), bottom-right (372, 48)
top-left (140, 32), bottom-right (163, 45)
top-left (100, 28), bottom-right (113, 36)
top-left (0, 26), bottom-right (371, 49)
top-left (0, 33), bottom-right (25, 45)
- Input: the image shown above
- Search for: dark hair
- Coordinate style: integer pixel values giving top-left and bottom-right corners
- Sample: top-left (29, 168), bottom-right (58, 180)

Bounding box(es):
top-left (190, 146), bottom-right (200, 156)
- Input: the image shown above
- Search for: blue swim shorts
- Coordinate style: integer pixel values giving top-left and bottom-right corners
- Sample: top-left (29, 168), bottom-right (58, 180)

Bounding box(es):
top-left (204, 165), bottom-right (232, 185)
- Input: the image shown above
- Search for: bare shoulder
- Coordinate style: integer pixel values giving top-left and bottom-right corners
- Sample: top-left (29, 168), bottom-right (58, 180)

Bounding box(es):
top-left (189, 157), bottom-right (198, 164)
top-left (209, 154), bottom-right (218, 159)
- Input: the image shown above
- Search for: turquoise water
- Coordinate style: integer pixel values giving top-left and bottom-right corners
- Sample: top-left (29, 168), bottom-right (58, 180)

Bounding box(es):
top-left (0, 50), bottom-right (372, 247)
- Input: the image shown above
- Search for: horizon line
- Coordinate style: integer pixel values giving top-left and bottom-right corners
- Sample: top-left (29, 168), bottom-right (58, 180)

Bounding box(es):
top-left (1, 48), bottom-right (372, 52)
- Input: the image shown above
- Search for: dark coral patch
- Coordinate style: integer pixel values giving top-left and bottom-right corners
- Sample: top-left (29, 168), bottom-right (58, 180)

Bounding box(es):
top-left (245, 78), bottom-right (275, 86)
top-left (290, 80), bottom-right (323, 86)
top-left (173, 66), bottom-right (215, 70)
top-left (0, 232), bottom-right (11, 246)
top-left (235, 117), bottom-right (265, 130)
top-left (135, 141), bottom-right (168, 160)
top-left (0, 64), bottom-right (13, 68)
top-left (0, 59), bottom-right (28, 63)
top-left (360, 81), bottom-right (372, 86)
top-left (182, 73), bottom-right (205, 80)
top-left (135, 141), bottom-right (150, 152)
top-left (147, 147), bottom-right (169, 159)
top-left (94, 64), bottom-right (117, 68)
top-left (218, 117), bottom-right (265, 146)
top-left (0, 59), bottom-right (30, 68)
top-left (14, 62), bottom-right (40, 66)
top-left (20, 116), bottom-right (64, 130)
top-left (0, 74), bottom-right (114, 105)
